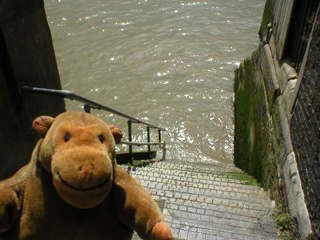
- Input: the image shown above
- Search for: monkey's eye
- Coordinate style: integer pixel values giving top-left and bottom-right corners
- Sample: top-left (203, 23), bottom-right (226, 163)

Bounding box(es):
top-left (64, 133), bottom-right (71, 142)
top-left (98, 135), bottom-right (104, 143)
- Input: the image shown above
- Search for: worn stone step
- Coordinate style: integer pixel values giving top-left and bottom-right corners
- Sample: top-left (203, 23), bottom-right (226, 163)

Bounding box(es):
top-left (125, 162), bottom-right (269, 201)
top-left (120, 160), bottom-right (279, 239)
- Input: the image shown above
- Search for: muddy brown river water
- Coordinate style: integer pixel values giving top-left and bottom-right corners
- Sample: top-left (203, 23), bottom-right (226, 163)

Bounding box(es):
top-left (44, 0), bottom-right (265, 164)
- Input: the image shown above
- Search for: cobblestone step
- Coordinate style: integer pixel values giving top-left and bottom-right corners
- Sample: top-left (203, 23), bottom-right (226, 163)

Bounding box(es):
top-left (128, 162), bottom-right (269, 201)
top-left (120, 160), bottom-right (279, 239)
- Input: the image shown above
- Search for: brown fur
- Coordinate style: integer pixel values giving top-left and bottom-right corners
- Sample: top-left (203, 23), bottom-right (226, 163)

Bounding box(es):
top-left (0, 112), bottom-right (172, 240)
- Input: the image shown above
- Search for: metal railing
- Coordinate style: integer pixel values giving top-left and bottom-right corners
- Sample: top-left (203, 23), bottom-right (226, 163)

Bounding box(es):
top-left (20, 85), bottom-right (166, 163)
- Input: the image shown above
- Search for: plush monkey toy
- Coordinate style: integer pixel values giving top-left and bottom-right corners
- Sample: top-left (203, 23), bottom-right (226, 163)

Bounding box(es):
top-left (0, 111), bottom-right (172, 240)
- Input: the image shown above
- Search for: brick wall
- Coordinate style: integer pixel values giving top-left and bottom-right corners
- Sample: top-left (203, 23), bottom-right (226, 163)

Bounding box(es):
top-left (290, 12), bottom-right (320, 238)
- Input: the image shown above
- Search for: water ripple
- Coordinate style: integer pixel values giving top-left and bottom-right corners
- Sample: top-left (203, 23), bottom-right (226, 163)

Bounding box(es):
top-left (45, 0), bottom-right (265, 164)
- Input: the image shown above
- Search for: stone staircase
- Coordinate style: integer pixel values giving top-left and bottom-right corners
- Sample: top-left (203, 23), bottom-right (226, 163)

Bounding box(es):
top-left (120, 160), bottom-right (279, 240)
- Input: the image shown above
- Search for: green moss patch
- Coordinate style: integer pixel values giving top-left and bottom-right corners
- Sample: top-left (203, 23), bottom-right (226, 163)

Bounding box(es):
top-left (273, 205), bottom-right (300, 240)
top-left (234, 54), bottom-right (278, 198)
top-left (224, 171), bottom-right (261, 187)
top-left (234, 57), bottom-right (264, 181)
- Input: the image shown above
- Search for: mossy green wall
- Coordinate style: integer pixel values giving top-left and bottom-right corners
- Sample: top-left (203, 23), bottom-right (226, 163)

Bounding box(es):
top-left (234, 50), bottom-right (279, 199)
top-left (234, 1), bottom-right (317, 237)
top-left (259, 0), bottom-right (275, 41)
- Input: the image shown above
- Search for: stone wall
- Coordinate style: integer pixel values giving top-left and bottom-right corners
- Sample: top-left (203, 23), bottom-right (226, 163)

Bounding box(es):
top-left (234, 1), bottom-right (320, 237)
top-left (235, 39), bottom-right (313, 239)
top-left (234, 46), bottom-right (279, 198)
top-left (234, 12), bottom-right (319, 237)
top-left (0, 0), bottom-right (65, 180)
top-left (234, 42), bottom-right (295, 199)
top-left (290, 11), bottom-right (320, 238)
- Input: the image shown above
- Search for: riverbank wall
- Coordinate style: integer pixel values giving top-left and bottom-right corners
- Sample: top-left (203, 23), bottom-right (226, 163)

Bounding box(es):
top-left (0, 0), bottom-right (65, 180)
top-left (234, 0), bottom-right (319, 238)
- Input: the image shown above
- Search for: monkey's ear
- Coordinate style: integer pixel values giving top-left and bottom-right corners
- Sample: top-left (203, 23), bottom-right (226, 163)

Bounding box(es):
top-left (32, 116), bottom-right (55, 138)
top-left (109, 125), bottom-right (123, 144)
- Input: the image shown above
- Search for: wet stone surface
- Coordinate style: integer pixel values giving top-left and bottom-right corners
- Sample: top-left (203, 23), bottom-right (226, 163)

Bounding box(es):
top-left (120, 160), bottom-right (280, 240)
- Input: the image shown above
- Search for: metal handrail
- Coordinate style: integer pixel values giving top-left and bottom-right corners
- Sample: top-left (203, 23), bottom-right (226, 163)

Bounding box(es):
top-left (20, 85), bottom-right (165, 131)
top-left (20, 84), bottom-right (166, 163)
top-left (121, 141), bottom-right (163, 146)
